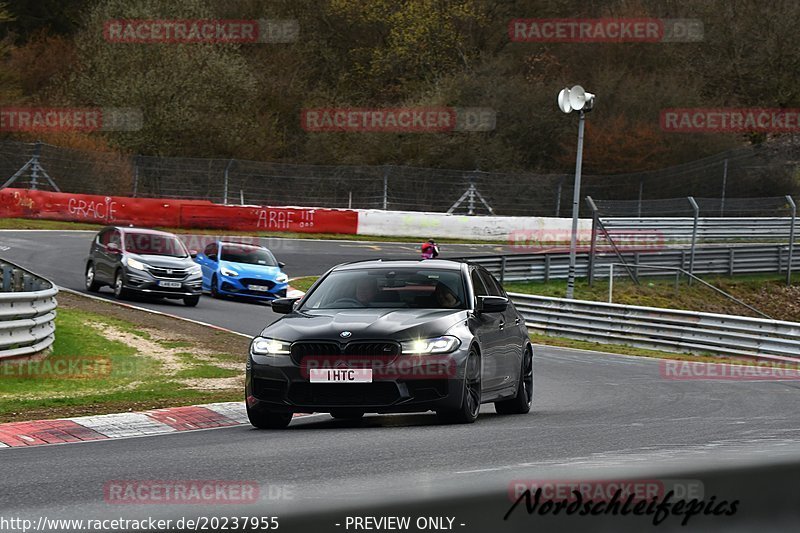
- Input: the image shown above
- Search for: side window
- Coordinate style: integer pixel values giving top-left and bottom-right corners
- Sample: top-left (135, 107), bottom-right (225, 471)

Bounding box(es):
top-left (203, 243), bottom-right (217, 256)
top-left (479, 269), bottom-right (505, 297)
top-left (97, 229), bottom-right (112, 246)
top-left (470, 269), bottom-right (488, 298)
top-left (108, 230), bottom-right (122, 249)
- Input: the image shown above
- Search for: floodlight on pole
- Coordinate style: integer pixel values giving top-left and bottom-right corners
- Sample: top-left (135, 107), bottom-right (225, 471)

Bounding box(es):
top-left (558, 85), bottom-right (595, 299)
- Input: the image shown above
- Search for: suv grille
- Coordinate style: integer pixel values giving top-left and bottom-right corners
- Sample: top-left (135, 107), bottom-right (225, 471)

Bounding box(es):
top-left (147, 266), bottom-right (187, 279)
top-left (290, 341), bottom-right (400, 365)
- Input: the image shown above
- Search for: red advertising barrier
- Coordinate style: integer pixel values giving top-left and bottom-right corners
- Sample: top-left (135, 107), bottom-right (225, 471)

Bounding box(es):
top-left (0, 188), bottom-right (358, 234)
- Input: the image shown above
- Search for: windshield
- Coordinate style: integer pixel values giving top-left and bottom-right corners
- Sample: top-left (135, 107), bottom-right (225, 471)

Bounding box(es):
top-left (301, 268), bottom-right (466, 310)
top-left (123, 232), bottom-right (187, 257)
top-left (220, 244), bottom-right (278, 266)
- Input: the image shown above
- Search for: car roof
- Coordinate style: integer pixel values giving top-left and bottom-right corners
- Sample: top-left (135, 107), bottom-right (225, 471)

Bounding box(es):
top-left (103, 226), bottom-right (179, 238)
top-left (218, 240), bottom-right (265, 248)
top-left (333, 259), bottom-right (464, 272)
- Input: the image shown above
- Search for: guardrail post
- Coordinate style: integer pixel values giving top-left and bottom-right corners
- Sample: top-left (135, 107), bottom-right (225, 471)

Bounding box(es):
top-left (729, 248), bottom-right (735, 277)
top-left (12, 268), bottom-right (23, 292)
top-left (777, 245), bottom-right (783, 275)
top-left (608, 264), bottom-right (614, 302)
top-left (687, 196), bottom-right (699, 284)
top-left (544, 255), bottom-right (551, 283)
top-left (500, 256), bottom-right (506, 284)
top-left (1, 264), bottom-right (10, 291)
top-left (787, 195), bottom-right (796, 286)
top-left (586, 196), bottom-right (599, 286)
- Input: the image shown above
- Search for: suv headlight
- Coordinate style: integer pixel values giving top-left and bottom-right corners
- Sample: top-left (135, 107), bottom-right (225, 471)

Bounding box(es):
top-left (251, 337), bottom-right (291, 356)
top-left (126, 258), bottom-right (147, 271)
top-left (401, 335), bottom-right (461, 355)
top-left (188, 264), bottom-right (202, 275)
top-left (276, 273), bottom-right (288, 283)
top-left (220, 267), bottom-right (239, 277)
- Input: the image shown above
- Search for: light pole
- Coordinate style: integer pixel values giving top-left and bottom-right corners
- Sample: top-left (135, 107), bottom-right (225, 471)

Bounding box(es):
top-left (558, 85), bottom-right (595, 299)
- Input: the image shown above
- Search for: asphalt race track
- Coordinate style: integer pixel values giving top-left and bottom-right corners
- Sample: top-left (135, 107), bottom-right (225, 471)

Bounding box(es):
top-left (2, 230), bottom-right (800, 532)
top-left (0, 230), bottom-right (523, 335)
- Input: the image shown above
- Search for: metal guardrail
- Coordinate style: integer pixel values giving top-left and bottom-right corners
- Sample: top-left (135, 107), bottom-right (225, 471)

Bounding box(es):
top-left (509, 292), bottom-right (800, 360)
top-left (600, 217), bottom-right (797, 243)
top-left (0, 259), bottom-right (58, 360)
top-left (460, 244), bottom-right (800, 283)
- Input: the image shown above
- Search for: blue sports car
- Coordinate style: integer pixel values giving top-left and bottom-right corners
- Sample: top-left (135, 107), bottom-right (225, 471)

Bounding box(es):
top-left (194, 240), bottom-right (289, 300)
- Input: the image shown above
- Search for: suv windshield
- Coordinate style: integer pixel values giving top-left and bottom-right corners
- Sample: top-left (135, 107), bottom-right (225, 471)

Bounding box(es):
top-left (220, 244), bottom-right (278, 266)
top-left (301, 268), bottom-right (466, 310)
top-left (123, 232), bottom-right (187, 257)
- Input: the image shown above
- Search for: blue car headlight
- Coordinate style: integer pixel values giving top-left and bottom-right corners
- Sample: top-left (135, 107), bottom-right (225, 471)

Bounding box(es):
top-left (276, 273), bottom-right (288, 284)
top-left (220, 267), bottom-right (239, 277)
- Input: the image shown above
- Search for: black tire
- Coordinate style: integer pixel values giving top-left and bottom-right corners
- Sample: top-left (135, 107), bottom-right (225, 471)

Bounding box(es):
top-left (437, 348), bottom-right (481, 424)
top-left (247, 404), bottom-right (292, 429)
top-left (112, 270), bottom-right (129, 300)
top-left (210, 274), bottom-right (220, 298)
top-left (85, 263), bottom-right (101, 292)
top-left (330, 410), bottom-right (365, 420)
top-left (495, 347), bottom-right (533, 415)
top-left (183, 295), bottom-right (200, 307)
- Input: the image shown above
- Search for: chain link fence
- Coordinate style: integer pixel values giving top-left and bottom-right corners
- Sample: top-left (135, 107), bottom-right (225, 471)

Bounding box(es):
top-left (1, 139), bottom-right (797, 216)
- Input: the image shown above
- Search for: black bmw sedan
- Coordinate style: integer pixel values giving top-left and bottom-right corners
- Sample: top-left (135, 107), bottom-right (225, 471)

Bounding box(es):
top-left (245, 259), bottom-right (533, 429)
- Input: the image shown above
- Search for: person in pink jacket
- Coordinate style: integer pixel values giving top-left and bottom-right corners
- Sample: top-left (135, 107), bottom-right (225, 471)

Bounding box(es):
top-left (421, 239), bottom-right (439, 260)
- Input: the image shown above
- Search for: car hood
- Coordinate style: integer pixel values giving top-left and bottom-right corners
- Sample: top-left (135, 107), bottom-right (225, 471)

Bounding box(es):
top-left (260, 308), bottom-right (467, 342)
top-left (219, 260), bottom-right (283, 279)
top-left (129, 253), bottom-right (193, 269)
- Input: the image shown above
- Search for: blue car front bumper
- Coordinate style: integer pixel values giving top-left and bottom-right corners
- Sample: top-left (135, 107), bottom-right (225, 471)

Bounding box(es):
top-left (216, 275), bottom-right (288, 299)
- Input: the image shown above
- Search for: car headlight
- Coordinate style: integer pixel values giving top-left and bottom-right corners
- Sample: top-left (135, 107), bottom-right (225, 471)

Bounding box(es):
top-left (188, 264), bottom-right (202, 275)
top-left (126, 258), bottom-right (147, 271)
top-left (276, 273), bottom-right (288, 283)
top-left (220, 267), bottom-right (239, 277)
top-left (401, 335), bottom-right (461, 355)
top-left (251, 337), bottom-right (291, 356)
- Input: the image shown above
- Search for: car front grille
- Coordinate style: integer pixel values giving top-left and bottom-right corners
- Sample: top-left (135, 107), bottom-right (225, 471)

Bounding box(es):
top-left (240, 278), bottom-right (276, 290)
top-left (147, 266), bottom-right (188, 279)
top-left (290, 341), bottom-right (400, 365)
top-left (288, 382), bottom-right (401, 406)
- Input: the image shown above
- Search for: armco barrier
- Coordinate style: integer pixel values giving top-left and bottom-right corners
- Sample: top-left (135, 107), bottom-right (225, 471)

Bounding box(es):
top-left (509, 292), bottom-right (800, 360)
top-left (601, 217), bottom-right (797, 243)
top-left (0, 188), bottom-right (359, 234)
top-left (462, 245), bottom-right (800, 283)
top-left (0, 259), bottom-right (58, 360)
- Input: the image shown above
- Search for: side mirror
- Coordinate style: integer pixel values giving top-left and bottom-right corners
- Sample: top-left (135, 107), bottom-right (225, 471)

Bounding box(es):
top-left (207, 254), bottom-right (217, 262)
top-left (189, 249), bottom-right (198, 259)
top-left (271, 297), bottom-right (299, 314)
top-left (476, 295), bottom-right (508, 314)
top-left (278, 261), bottom-right (286, 269)
top-left (106, 242), bottom-right (121, 254)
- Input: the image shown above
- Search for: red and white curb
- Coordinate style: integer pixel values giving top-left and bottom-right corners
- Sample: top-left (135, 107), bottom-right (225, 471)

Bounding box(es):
top-left (0, 402), bottom-right (313, 448)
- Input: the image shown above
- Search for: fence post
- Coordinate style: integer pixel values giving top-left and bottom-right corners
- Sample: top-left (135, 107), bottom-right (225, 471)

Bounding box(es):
top-left (637, 178), bottom-right (644, 217)
top-left (132, 155), bottom-right (139, 197)
top-left (608, 264), bottom-right (614, 303)
top-left (586, 196), bottom-right (599, 286)
top-left (382, 166), bottom-right (389, 210)
top-left (720, 159), bottom-right (728, 216)
top-left (729, 248), bottom-right (735, 277)
top-left (500, 256), bottom-right (506, 284)
top-left (555, 176), bottom-right (563, 217)
top-left (223, 159), bottom-right (234, 205)
top-left (687, 196), bottom-right (699, 284)
top-left (786, 195), bottom-right (796, 286)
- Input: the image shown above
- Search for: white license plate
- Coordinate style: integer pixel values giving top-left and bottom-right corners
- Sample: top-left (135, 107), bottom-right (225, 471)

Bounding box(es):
top-left (157, 281), bottom-right (182, 288)
top-left (249, 285), bottom-right (271, 292)
top-left (309, 368), bottom-right (372, 383)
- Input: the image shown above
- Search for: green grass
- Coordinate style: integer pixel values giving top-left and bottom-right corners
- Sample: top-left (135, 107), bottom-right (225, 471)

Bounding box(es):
top-left (0, 217), bottom-right (497, 244)
top-left (0, 307), bottom-right (242, 422)
top-left (290, 276), bottom-right (320, 292)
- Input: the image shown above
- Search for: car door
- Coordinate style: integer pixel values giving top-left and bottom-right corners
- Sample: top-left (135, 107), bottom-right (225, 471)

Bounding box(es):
top-left (197, 242), bottom-right (218, 289)
top-left (93, 228), bottom-right (114, 283)
top-left (479, 268), bottom-right (521, 393)
top-left (469, 268), bottom-right (505, 393)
